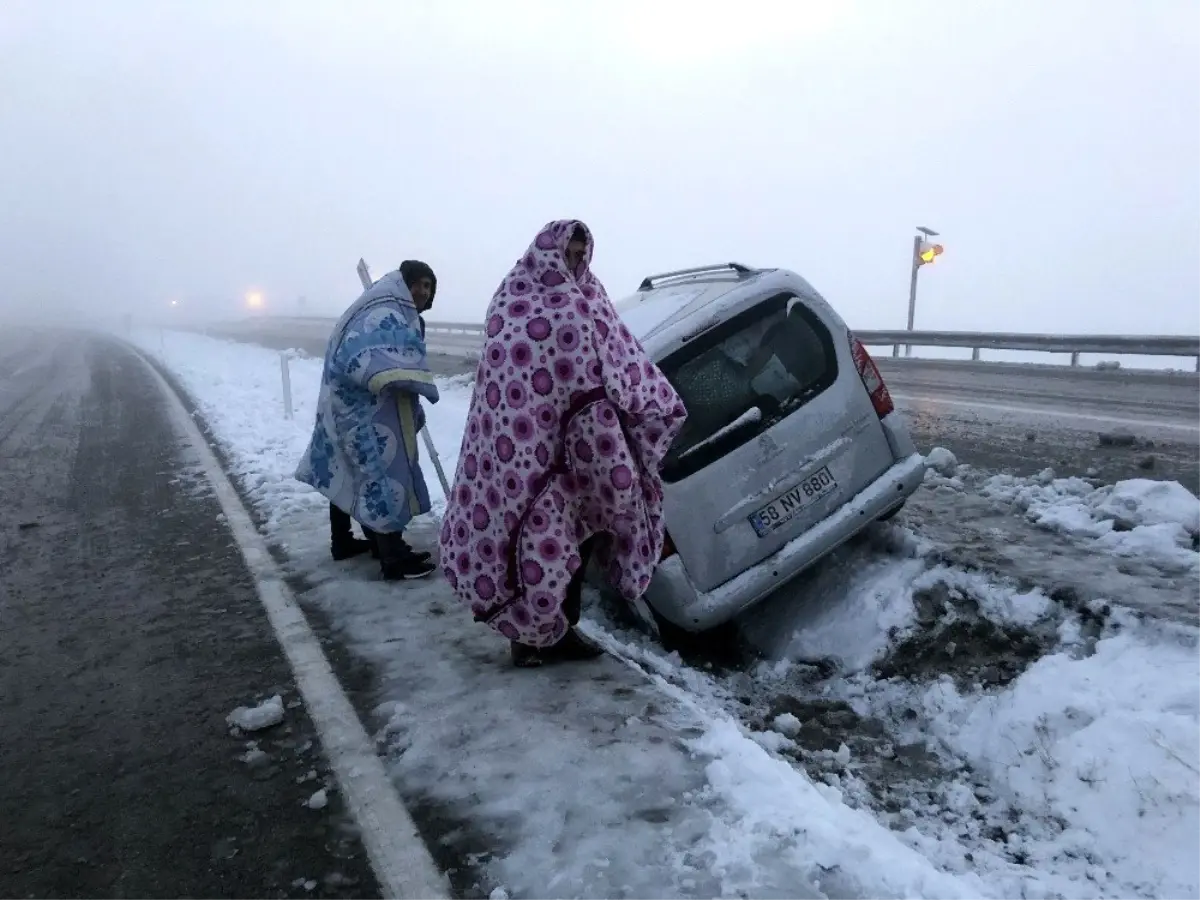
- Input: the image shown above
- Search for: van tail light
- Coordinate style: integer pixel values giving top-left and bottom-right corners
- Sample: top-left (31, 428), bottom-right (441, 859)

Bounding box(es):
top-left (849, 334), bottom-right (894, 418)
top-left (660, 530), bottom-right (677, 561)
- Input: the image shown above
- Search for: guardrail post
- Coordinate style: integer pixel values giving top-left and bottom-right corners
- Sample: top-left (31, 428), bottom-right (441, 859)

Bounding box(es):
top-left (971, 347), bottom-right (980, 361)
top-left (1070, 351), bottom-right (1080, 367)
top-left (280, 352), bottom-right (294, 420)
top-left (892, 343), bottom-right (899, 358)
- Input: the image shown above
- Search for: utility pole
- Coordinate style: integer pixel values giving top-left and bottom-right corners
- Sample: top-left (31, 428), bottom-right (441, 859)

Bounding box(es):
top-left (906, 234), bottom-right (922, 333)
top-left (904, 225), bottom-right (944, 357)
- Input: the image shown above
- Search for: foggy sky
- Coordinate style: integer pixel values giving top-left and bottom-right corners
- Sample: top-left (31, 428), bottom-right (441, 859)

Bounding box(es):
top-left (2, 0), bottom-right (1197, 334)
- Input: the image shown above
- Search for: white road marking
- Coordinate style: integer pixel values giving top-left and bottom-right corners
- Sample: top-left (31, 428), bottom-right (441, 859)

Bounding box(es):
top-left (892, 391), bottom-right (1199, 436)
top-left (133, 346), bottom-right (450, 900)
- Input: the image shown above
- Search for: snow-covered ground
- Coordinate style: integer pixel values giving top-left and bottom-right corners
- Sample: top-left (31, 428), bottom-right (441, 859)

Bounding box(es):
top-left (127, 328), bottom-right (1199, 899)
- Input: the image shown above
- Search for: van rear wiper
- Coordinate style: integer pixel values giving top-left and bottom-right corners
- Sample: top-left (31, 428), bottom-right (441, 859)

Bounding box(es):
top-left (676, 406), bottom-right (763, 461)
top-left (759, 389), bottom-right (817, 428)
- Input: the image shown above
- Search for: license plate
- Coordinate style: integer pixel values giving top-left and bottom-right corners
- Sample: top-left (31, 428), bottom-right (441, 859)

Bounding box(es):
top-left (748, 466), bottom-right (838, 537)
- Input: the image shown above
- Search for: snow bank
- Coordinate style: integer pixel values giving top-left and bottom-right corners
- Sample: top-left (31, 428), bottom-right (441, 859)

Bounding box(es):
top-left (921, 620), bottom-right (1200, 899)
top-left (804, 559), bottom-right (1200, 899)
top-left (693, 718), bottom-right (988, 900)
top-left (983, 472), bottom-right (1200, 568)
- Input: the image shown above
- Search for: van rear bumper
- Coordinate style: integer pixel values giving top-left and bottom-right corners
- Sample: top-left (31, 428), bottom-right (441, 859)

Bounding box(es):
top-left (645, 451), bottom-right (928, 632)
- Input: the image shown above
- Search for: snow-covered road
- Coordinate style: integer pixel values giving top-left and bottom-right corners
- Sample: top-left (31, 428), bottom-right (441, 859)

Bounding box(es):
top-left (128, 328), bottom-right (1199, 899)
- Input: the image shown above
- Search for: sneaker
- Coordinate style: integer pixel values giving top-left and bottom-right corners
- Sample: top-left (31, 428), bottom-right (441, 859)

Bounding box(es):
top-left (381, 553), bottom-right (437, 581)
top-left (331, 537), bottom-right (373, 561)
top-left (369, 536), bottom-right (432, 565)
top-left (401, 547), bottom-right (434, 564)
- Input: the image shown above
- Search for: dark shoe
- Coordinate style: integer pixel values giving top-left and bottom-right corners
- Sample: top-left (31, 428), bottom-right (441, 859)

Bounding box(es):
top-left (377, 545), bottom-right (432, 565)
top-left (331, 537), bottom-right (373, 561)
top-left (381, 553), bottom-right (437, 581)
top-left (511, 641), bottom-right (545, 668)
top-left (369, 531), bottom-right (431, 565)
top-left (545, 627), bottom-right (605, 662)
top-left (511, 628), bottom-right (603, 668)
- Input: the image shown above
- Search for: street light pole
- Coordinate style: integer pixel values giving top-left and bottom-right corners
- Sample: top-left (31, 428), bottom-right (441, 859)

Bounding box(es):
top-left (904, 225), bottom-right (941, 358)
top-left (905, 234), bottom-right (922, 357)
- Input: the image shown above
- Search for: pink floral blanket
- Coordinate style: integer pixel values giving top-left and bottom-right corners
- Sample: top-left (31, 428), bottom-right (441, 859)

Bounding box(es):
top-left (438, 220), bottom-right (687, 647)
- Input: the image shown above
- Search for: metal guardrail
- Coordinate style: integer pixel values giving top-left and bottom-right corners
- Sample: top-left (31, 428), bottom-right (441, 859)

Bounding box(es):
top-left (245, 316), bottom-right (1200, 370)
top-left (855, 330), bottom-right (1200, 368)
top-left (423, 322), bottom-right (1200, 370)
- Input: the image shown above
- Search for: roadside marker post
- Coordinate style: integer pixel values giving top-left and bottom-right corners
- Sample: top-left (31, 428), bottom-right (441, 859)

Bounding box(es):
top-left (280, 352), bottom-right (294, 420)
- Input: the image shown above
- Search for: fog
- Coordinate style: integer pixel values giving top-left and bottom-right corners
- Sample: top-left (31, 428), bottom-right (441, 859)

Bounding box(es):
top-left (1, 0), bottom-right (1197, 335)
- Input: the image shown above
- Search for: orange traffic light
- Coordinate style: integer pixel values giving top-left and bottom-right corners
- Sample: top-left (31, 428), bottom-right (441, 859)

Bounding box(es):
top-left (918, 242), bottom-right (944, 265)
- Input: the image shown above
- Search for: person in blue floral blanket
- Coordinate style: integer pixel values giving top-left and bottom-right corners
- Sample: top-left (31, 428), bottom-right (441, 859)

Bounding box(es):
top-left (295, 262), bottom-right (440, 580)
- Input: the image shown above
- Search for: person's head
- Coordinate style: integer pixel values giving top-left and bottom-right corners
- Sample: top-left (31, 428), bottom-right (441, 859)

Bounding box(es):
top-left (399, 260), bottom-right (437, 312)
top-left (527, 219), bottom-right (595, 283)
top-left (565, 224), bottom-right (589, 276)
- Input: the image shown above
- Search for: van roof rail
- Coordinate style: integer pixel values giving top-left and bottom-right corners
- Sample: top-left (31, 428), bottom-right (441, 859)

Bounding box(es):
top-left (637, 262), bottom-right (759, 291)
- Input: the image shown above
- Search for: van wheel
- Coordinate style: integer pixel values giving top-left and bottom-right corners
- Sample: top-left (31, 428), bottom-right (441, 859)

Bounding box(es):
top-left (877, 501), bottom-right (905, 522)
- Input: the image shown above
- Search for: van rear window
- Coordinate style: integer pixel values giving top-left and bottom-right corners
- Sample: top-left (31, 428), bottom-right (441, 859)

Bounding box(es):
top-left (658, 292), bottom-right (837, 482)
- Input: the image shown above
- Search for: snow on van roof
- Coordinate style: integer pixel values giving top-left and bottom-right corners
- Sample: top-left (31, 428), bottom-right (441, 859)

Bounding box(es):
top-left (613, 280), bottom-right (743, 342)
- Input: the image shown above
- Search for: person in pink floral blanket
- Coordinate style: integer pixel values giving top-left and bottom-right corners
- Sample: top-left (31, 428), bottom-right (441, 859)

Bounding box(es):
top-left (439, 219), bottom-right (688, 668)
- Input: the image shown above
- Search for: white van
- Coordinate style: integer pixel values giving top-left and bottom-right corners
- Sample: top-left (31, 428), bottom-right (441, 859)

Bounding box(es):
top-left (612, 263), bottom-right (927, 633)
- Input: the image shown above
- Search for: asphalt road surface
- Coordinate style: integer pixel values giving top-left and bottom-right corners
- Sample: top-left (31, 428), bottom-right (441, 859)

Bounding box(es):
top-left (882, 359), bottom-right (1199, 493)
top-left (203, 319), bottom-right (1200, 492)
top-left (0, 328), bottom-right (379, 899)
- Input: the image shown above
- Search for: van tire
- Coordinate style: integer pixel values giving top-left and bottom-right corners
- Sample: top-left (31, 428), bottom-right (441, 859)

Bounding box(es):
top-left (650, 607), bottom-right (743, 664)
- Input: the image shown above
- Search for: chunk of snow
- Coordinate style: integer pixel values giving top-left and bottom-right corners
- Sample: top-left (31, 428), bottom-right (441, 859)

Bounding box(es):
top-left (489, 888), bottom-right (510, 900)
top-left (772, 712), bottom-right (802, 737)
top-left (751, 729), bottom-right (798, 754)
top-left (238, 747), bottom-right (269, 766)
top-left (1095, 522), bottom-right (1194, 558)
top-left (1090, 478), bottom-right (1200, 534)
top-left (924, 446), bottom-right (957, 475)
top-left (306, 788), bottom-right (328, 810)
top-left (226, 694), bottom-right (285, 732)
